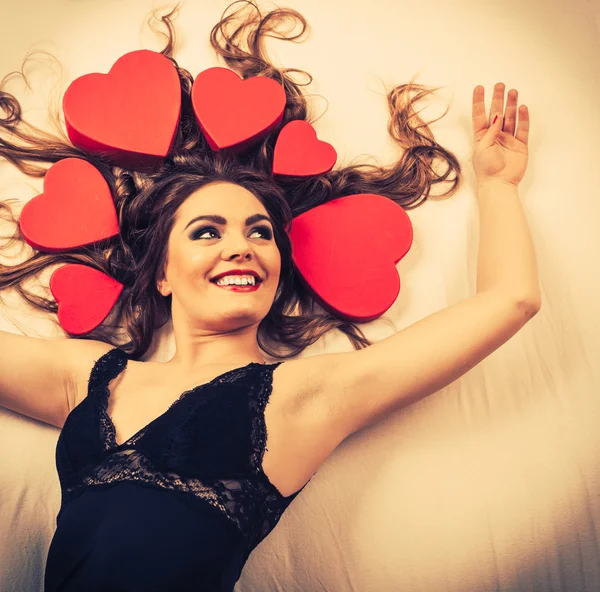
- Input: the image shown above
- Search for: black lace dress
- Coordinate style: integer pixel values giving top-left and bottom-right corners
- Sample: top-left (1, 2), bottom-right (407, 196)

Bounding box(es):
top-left (44, 347), bottom-right (309, 591)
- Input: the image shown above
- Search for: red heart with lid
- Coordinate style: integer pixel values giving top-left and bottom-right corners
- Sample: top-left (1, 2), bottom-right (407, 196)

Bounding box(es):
top-left (63, 50), bottom-right (181, 170)
top-left (287, 193), bottom-right (413, 322)
top-left (192, 67), bottom-right (286, 154)
top-left (50, 265), bottom-right (124, 336)
top-left (19, 158), bottom-right (119, 252)
top-left (273, 120), bottom-right (337, 177)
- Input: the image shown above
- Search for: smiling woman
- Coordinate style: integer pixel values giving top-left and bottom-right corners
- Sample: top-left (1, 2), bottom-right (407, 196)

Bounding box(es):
top-left (0, 1), bottom-right (476, 591)
top-left (0, 1), bottom-right (462, 363)
top-left (149, 180), bottom-right (283, 368)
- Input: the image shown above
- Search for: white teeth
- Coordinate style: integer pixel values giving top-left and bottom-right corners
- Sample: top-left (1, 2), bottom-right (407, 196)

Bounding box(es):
top-left (215, 275), bottom-right (256, 286)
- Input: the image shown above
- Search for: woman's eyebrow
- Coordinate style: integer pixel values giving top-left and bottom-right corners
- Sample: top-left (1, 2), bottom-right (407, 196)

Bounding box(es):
top-left (184, 213), bottom-right (273, 231)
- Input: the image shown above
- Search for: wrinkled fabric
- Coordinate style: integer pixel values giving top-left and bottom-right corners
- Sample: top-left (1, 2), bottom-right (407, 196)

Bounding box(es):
top-left (44, 347), bottom-right (307, 591)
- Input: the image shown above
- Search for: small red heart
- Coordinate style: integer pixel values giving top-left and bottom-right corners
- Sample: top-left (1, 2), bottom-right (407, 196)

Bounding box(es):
top-left (287, 194), bottom-right (413, 322)
top-left (50, 265), bottom-right (124, 335)
top-left (63, 50), bottom-right (181, 170)
top-left (273, 120), bottom-right (337, 177)
top-left (20, 158), bottom-right (119, 252)
top-left (192, 67), bottom-right (286, 154)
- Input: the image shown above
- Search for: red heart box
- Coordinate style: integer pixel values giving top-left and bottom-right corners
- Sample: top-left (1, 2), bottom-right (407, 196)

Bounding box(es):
top-left (273, 120), bottom-right (337, 177)
top-left (191, 67), bottom-right (286, 154)
top-left (20, 158), bottom-right (119, 252)
top-left (287, 194), bottom-right (413, 322)
top-left (50, 264), bottom-right (124, 335)
top-left (63, 50), bottom-right (181, 171)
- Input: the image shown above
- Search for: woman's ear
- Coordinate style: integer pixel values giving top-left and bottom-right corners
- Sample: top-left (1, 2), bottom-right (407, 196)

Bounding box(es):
top-left (156, 269), bottom-right (171, 297)
top-left (158, 281), bottom-right (172, 297)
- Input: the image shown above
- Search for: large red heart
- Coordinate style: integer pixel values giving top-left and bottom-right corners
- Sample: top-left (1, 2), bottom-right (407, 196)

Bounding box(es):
top-left (50, 265), bottom-right (124, 336)
top-left (273, 120), bottom-right (337, 177)
top-left (20, 158), bottom-right (119, 252)
top-left (287, 194), bottom-right (413, 322)
top-left (191, 67), bottom-right (286, 154)
top-left (63, 50), bottom-right (181, 171)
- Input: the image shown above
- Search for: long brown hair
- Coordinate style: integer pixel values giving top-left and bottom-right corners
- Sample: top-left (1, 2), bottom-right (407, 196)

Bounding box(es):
top-left (0, 0), bottom-right (461, 361)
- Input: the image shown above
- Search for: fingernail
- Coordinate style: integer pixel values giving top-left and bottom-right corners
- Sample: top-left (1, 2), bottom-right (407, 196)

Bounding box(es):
top-left (493, 115), bottom-right (499, 124)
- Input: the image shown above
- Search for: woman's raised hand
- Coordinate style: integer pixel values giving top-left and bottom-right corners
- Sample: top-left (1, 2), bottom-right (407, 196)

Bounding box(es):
top-left (471, 82), bottom-right (530, 188)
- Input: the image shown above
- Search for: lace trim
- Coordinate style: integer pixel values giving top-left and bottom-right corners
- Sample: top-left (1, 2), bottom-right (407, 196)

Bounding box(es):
top-left (60, 448), bottom-right (251, 536)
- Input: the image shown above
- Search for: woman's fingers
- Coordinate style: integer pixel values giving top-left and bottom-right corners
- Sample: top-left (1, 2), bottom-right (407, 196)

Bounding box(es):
top-left (472, 85), bottom-right (488, 137)
top-left (503, 88), bottom-right (518, 135)
top-left (490, 82), bottom-right (506, 126)
top-left (515, 105), bottom-right (530, 146)
top-left (472, 82), bottom-right (529, 146)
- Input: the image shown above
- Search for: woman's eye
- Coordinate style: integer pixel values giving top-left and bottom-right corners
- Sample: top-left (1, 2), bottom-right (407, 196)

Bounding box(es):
top-left (191, 225), bottom-right (273, 240)
top-left (191, 226), bottom-right (219, 240)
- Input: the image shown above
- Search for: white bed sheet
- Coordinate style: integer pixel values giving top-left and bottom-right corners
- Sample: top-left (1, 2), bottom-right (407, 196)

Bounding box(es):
top-left (1, 0), bottom-right (599, 590)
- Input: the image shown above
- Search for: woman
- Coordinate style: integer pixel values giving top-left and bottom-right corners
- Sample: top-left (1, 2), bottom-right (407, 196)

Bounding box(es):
top-left (0, 1), bottom-right (539, 590)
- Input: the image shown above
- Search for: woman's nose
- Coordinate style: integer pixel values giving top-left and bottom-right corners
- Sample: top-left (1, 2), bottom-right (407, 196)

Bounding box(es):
top-left (223, 239), bottom-right (253, 259)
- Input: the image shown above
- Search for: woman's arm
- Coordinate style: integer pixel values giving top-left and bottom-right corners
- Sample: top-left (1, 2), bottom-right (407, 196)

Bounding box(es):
top-left (472, 83), bottom-right (539, 306)
top-left (0, 331), bottom-right (76, 428)
top-left (476, 181), bottom-right (541, 307)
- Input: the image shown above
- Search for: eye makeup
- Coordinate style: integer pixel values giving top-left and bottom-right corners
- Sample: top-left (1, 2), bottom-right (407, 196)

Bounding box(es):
top-left (190, 225), bottom-right (273, 240)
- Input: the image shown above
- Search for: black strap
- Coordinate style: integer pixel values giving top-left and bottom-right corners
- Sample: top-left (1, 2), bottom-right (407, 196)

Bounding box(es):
top-left (87, 347), bottom-right (130, 395)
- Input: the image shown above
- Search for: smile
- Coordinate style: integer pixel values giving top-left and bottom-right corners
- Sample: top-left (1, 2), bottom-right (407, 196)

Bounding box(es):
top-left (212, 281), bottom-right (261, 292)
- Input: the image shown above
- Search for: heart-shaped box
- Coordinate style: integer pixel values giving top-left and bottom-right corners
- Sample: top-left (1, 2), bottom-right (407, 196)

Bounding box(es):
top-left (287, 193), bottom-right (413, 322)
top-left (63, 50), bottom-right (181, 171)
top-left (273, 120), bottom-right (337, 177)
top-left (50, 264), bottom-right (124, 336)
top-left (19, 158), bottom-right (119, 252)
top-left (192, 67), bottom-right (286, 154)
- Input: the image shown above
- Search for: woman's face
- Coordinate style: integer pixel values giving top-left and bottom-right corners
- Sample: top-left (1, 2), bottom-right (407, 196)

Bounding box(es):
top-left (157, 181), bottom-right (281, 332)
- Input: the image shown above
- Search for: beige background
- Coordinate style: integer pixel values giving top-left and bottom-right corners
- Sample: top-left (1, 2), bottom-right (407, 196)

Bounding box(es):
top-left (1, 0), bottom-right (599, 590)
